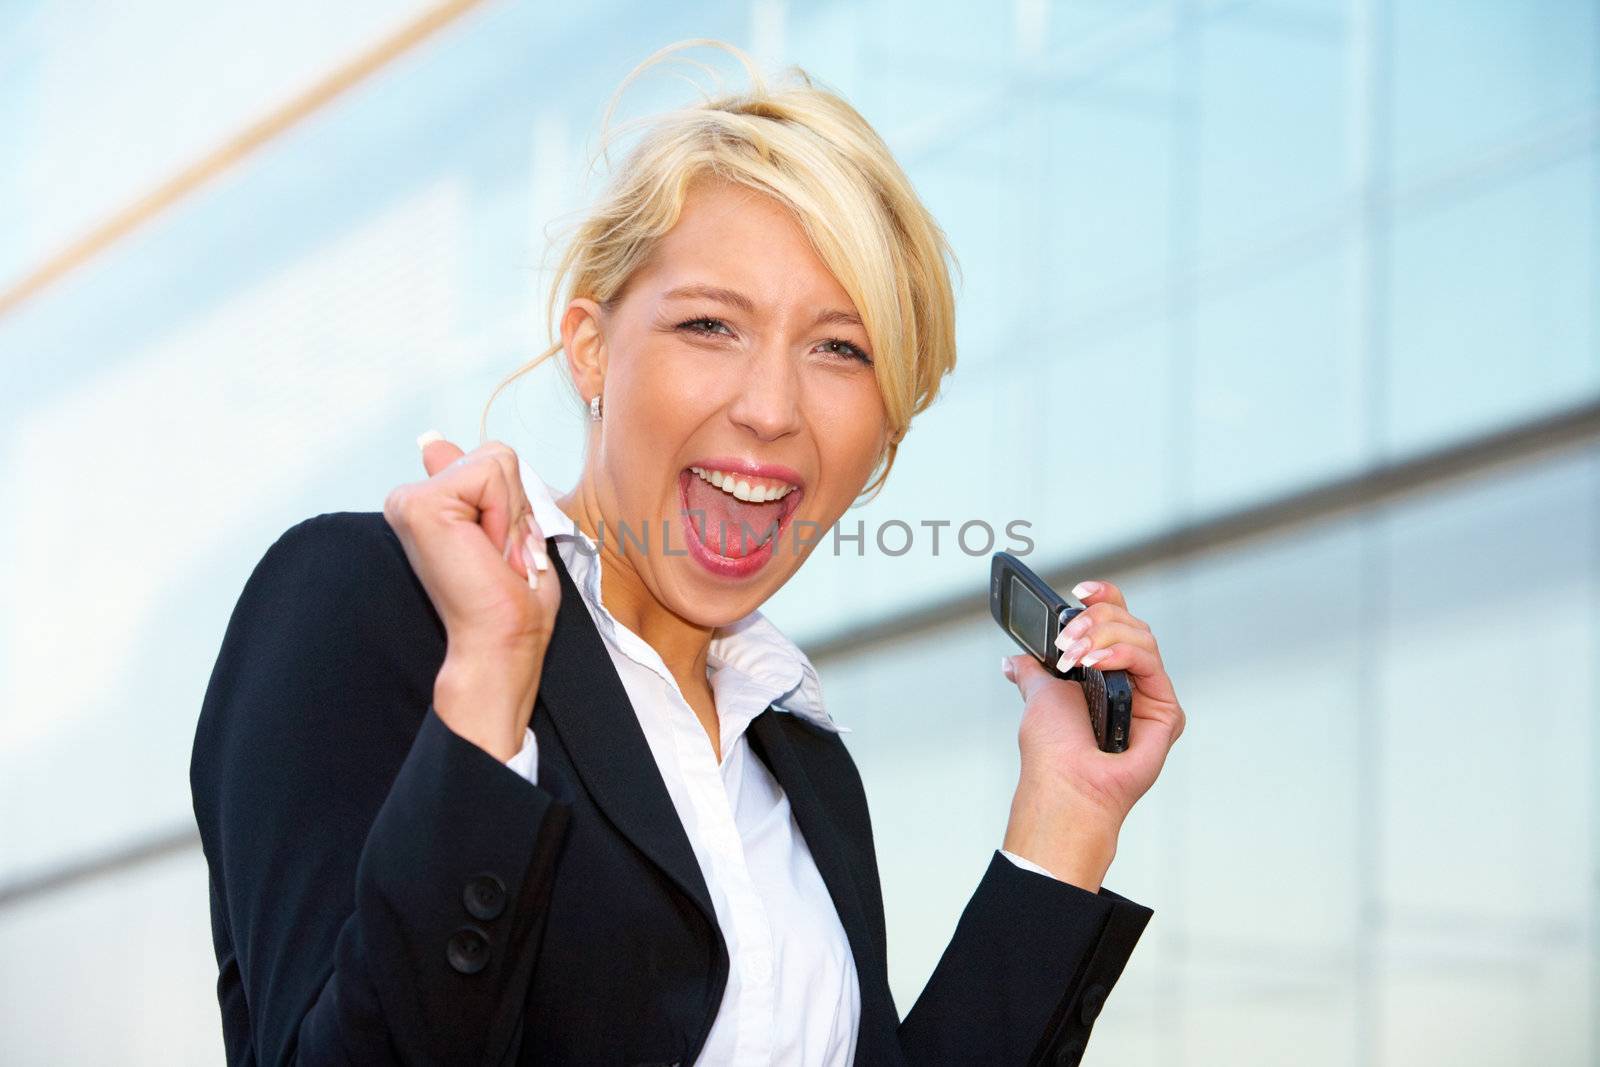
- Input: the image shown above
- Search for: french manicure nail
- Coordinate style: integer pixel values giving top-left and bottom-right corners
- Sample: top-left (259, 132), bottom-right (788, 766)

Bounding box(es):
top-left (504, 517), bottom-right (523, 562)
top-left (523, 533), bottom-right (552, 577)
top-left (416, 428), bottom-right (444, 451)
top-left (1081, 647), bottom-right (1110, 668)
top-left (1055, 615), bottom-right (1090, 649)
top-left (521, 541), bottom-right (540, 590)
top-left (1000, 655), bottom-right (1015, 682)
top-left (1056, 637), bottom-right (1090, 672)
top-left (1071, 580), bottom-right (1101, 600)
top-left (525, 531), bottom-right (550, 572)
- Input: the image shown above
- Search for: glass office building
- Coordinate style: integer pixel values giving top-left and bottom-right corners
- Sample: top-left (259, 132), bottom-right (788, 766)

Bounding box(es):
top-left (2, 2), bottom-right (1595, 1062)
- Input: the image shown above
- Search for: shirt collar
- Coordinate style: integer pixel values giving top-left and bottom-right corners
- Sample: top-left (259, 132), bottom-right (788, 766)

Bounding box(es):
top-left (522, 467), bottom-right (847, 735)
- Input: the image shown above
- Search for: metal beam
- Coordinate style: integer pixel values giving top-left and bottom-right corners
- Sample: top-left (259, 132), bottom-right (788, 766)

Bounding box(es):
top-left (0, 0), bottom-right (487, 320)
top-left (1, 394), bottom-right (1595, 912)
top-left (803, 395), bottom-right (1600, 664)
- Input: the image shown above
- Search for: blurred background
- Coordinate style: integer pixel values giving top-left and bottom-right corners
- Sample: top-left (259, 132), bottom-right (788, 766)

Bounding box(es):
top-left (1, 1), bottom-right (1596, 1063)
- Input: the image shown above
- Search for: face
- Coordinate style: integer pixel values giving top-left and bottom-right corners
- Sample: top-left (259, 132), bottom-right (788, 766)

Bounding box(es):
top-left (561, 176), bottom-right (889, 627)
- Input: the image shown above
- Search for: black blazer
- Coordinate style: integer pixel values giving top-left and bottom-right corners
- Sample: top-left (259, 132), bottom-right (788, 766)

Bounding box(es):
top-left (190, 511), bottom-right (1153, 1066)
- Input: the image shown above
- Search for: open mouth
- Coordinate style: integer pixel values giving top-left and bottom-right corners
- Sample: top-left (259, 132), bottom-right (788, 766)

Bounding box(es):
top-left (677, 460), bottom-right (805, 578)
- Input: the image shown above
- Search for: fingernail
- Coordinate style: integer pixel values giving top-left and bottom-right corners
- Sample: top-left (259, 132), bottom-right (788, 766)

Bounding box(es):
top-left (526, 532), bottom-right (550, 572)
top-left (1056, 637), bottom-right (1090, 672)
top-left (1071, 580), bottom-right (1101, 600)
top-left (503, 518), bottom-right (520, 561)
top-left (1055, 614), bottom-right (1091, 649)
top-left (521, 541), bottom-right (540, 590)
top-left (1000, 655), bottom-right (1016, 682)
top-left (416, 428), bottom-right (444, 451)
top-left (1081, 647), bottom-right (1110, 668)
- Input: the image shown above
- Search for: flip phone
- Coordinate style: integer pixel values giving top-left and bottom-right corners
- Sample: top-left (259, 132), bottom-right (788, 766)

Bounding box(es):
top-left (990, 551), bottom-right (1133, 753)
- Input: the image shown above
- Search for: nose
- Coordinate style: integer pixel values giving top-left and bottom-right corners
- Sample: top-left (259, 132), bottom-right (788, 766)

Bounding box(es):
top-left (726, 343), bottom-right (803, 442)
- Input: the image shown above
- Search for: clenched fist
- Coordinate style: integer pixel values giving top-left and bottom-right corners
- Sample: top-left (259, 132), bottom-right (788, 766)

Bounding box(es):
top-left (382, 432), bottom-right (563, 760)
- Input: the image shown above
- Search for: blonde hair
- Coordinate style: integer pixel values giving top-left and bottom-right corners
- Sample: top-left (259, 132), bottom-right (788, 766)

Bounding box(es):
top-left (480, 38), bottom-right (960, 502)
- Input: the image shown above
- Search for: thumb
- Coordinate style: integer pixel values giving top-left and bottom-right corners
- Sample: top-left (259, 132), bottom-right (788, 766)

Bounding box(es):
top-left (1002, 653), bottom-right (1056, 702)
top-left (416, 429), bottom-right (465, 477)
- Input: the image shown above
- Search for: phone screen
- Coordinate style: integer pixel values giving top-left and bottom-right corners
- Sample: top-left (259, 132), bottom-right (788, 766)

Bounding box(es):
top-left (1007, 573), bottom-right (1048, 660)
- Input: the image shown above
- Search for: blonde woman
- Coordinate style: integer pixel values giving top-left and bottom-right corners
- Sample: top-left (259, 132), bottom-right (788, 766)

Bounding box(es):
top-left (191, 40), bottom-right (1185, 1067)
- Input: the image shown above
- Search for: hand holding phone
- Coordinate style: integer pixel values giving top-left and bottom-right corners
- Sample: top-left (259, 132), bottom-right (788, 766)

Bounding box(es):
top-left (990, 551), bottom-right (1132, 753)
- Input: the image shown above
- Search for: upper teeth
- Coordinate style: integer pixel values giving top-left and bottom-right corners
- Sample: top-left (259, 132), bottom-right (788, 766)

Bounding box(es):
top-left (690, 466), bottom-right (798, 503)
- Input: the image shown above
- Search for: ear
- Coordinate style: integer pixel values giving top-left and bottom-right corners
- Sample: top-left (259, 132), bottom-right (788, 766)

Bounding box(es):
top-left (561, 297), bottom-right (608, 402)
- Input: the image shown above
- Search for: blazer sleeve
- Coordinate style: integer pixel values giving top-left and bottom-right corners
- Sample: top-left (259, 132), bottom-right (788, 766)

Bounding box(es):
top-left (189, 512), bottom-right (575, 1066)
top-left (897, 851), bottom-right (1154, 1067)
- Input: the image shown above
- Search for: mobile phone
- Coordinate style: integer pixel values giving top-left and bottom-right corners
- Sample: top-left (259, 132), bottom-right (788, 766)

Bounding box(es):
top-left (990, 551), bottom-right (1132, 753)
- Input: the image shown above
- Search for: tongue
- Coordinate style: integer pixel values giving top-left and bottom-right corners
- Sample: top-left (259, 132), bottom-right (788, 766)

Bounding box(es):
top-left (684, 474), bottom-right (782, 558)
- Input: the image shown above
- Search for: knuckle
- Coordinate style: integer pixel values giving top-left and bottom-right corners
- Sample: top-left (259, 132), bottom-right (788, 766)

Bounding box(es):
top-left (383, 485), bottom-right (414, 520)
top-left (477, 459), bottom-right (509, 495)
top-left (481, 440), bottom-right (519, 468)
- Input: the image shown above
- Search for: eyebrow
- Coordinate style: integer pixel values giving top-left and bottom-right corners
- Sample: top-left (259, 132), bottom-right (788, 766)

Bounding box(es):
top-left (660, 283), bottom-right (863, 329)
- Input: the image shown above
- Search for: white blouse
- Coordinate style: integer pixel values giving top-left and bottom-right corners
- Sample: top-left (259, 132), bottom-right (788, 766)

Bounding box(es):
top-left (503, 466), bottom-right (1063, 1065)
top-left (504, 467), bottom-right (858, 1064)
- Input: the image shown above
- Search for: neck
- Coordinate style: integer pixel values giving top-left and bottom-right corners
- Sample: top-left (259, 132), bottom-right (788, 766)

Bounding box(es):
top-left (555, 476), bottom-right (714, 691)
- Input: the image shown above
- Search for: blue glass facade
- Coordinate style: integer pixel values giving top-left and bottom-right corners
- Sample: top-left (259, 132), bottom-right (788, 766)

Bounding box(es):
top-left (1, 2), bottom-right (1595, 1062)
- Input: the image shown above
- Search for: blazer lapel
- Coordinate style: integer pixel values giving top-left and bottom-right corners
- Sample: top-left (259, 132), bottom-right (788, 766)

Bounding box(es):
top-left (533, 545), bottom-right (720, 937)
top-left (747, 708), bottom-right (896, 1055)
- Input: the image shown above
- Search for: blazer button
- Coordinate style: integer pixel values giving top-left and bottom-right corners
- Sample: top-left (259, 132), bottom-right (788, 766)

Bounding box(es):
top-left (1079, 982), bottom-right (1108, 1025)
top-left (446, 925), bottom-right (491, 974)
top-left (1054, 1039), bottom-right (1086, 1067)
top-left (463, 873), bottom-right (507, 921)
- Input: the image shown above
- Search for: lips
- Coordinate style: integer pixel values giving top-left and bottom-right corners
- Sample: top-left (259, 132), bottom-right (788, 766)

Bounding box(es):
top-left (677, 459), bottom-right (806, 578)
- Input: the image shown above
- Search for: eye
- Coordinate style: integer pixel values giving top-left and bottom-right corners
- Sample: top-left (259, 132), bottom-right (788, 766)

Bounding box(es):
top-left (819, 338), bottom-right (873, 366)
top-left (675, 316), bottom-right (734, 338)
top-left (674, 316), bottom-right (872, 365)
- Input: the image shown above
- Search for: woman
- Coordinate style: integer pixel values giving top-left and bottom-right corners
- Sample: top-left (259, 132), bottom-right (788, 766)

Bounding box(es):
top-left (190, 41), bottom-right (1186, 1067)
